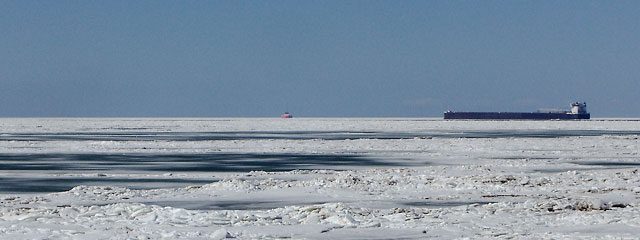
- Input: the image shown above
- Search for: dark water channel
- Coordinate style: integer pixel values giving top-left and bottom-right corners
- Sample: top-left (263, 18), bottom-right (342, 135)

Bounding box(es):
top-left (1, 129), bottom-right (638, 194)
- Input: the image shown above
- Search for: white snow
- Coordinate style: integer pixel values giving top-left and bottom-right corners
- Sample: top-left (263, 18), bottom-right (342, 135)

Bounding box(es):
top-left (0, 118), bottom-right (639, 239)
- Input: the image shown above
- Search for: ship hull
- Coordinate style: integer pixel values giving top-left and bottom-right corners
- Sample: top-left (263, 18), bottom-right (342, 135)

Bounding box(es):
top-left (444, 112), bottom-right (590, 120)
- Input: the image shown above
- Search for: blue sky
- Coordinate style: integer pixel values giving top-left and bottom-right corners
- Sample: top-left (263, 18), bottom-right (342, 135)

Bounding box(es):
top-left (1, 1), bottom-right (639, 117)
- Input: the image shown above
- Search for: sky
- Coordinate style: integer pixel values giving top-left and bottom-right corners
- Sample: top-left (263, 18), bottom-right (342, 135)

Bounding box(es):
top-left (1, 1), bottom-right (639, 117)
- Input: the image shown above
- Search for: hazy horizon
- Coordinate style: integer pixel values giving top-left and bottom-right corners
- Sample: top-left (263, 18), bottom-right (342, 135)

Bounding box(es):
top-left (2, 1), bottom-right (639, 117)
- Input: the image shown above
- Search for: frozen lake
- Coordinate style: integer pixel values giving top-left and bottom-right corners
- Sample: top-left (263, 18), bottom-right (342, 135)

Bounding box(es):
top-left (1, 118), bottom-right (639, 239)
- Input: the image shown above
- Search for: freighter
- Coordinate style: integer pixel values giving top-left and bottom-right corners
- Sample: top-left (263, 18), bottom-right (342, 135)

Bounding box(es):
top-left (444, 102), bottom-right (590, 120)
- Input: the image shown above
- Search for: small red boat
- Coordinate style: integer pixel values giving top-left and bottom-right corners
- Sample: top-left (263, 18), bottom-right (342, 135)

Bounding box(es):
top-left (281, 112), bottom-right (293, 118)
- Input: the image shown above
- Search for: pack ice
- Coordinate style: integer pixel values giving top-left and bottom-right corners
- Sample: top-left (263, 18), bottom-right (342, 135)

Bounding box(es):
top-left (0, 118), bottom-right (639, 239)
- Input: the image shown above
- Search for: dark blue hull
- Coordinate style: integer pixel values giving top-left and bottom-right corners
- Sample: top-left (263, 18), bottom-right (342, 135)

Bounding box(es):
top-left (444, 112), bottom-right (590, 120)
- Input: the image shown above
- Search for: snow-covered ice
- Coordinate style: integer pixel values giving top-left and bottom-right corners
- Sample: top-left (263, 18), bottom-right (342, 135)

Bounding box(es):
top-left (0, 118), bottom-right (639, 239)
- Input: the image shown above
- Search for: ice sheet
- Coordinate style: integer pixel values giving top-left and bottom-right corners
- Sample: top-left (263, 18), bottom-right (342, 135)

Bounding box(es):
top-left (0, 118), bottom-right (639, 239)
